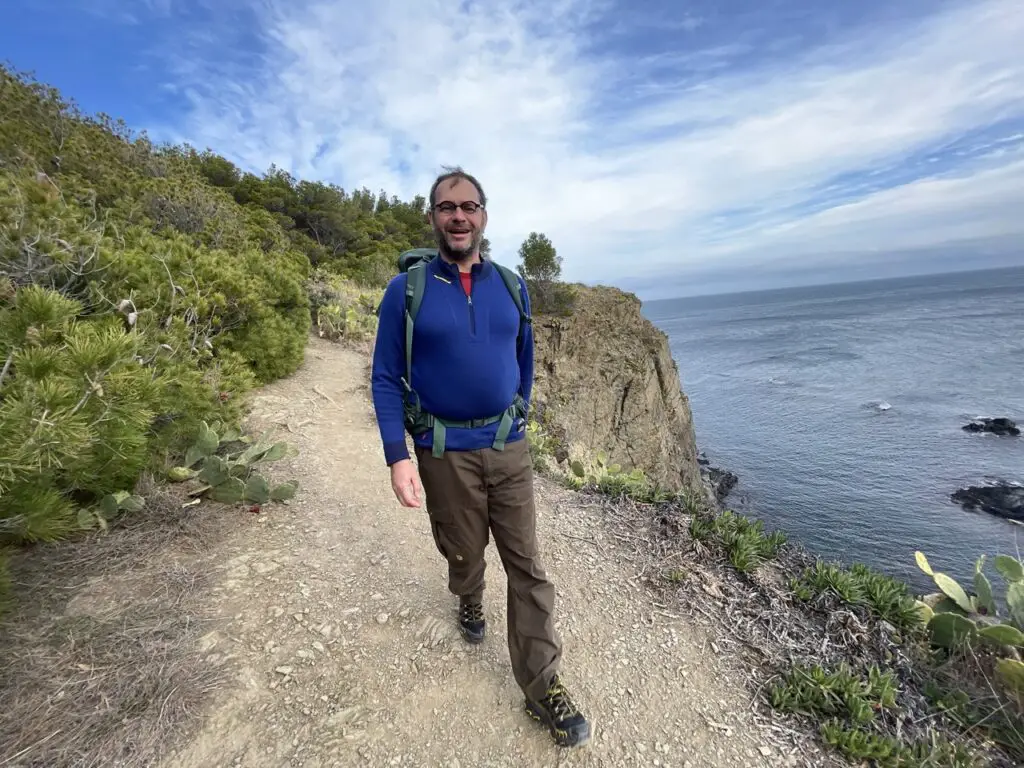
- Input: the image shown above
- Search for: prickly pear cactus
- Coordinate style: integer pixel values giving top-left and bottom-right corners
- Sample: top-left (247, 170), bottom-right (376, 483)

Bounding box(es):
top-left (914, 550), bottom-right (1024, 651)
top-left (168, 421), bottom-right (299, 507)
top-left (995, 658), bottom-right (1024, 696)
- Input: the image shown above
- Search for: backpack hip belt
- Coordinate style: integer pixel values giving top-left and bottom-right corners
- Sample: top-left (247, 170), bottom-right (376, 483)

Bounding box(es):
top-left (402, 383), bottom-right (526, 458)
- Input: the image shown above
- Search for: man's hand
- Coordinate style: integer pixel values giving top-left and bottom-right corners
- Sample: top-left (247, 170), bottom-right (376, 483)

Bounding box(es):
top-left (390, 459), bottom-right (423, 508)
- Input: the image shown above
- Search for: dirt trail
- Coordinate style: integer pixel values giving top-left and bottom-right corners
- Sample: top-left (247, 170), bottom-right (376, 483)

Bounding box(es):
top-left (162, 336), bottom-right (787, 768)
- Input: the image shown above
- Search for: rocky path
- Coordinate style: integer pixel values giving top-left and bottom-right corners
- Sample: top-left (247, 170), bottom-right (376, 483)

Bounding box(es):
top-left (162, 337), bottom-right (783, 768)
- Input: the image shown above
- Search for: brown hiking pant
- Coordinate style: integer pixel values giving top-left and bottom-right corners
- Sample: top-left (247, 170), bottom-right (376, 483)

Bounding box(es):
top-left (414, 437), bottom-right (562, 703)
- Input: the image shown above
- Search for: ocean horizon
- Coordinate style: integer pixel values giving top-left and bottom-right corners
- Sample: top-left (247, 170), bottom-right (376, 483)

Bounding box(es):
top-left (643, 264), bottom-right (1024, 593)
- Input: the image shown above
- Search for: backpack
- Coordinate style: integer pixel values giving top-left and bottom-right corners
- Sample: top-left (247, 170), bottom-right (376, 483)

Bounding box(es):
top-left (395, 247), bottom-right (532, 458)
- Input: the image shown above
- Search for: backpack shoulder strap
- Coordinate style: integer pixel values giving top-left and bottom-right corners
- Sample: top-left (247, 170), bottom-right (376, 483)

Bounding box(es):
top-left (492, 262), bottom-right (532, 354)
top-left (403, 261), bottom-right (428, 389)
top-left (492, 263), bottom-right (531, 322)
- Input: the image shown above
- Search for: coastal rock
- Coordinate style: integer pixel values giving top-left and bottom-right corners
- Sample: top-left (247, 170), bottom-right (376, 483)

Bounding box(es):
top-left (706, 467), bottom-right (739, 502)
top-left (531, 285), bottom-right (704, 497)
top-left (951, 482), bottom-right (1024, 523)
top-left (697, 452), bottom-right (738, 502)
top-left (962, 417), bottom-right (1020, 436)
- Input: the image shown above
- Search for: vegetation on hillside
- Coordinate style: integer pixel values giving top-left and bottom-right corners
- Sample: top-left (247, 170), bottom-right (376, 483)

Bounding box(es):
top-left (528, 424), bottom-right (1024, 766)
top-left (0, 64), bottom-right (449, 606)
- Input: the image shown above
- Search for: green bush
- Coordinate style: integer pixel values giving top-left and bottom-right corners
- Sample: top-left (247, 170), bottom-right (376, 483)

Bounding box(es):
top-left (528, 280), bottom-right (577, 317)
top-left (0, 281), bottom-right (252, 544)
top-left (0, 67), bottom-right (317, 601)
top-left (307, 269), bottom-right (382, 342)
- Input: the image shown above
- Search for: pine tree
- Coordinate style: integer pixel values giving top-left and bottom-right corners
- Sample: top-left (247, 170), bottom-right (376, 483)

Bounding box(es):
top-left (516, 232), bottom-right (574, 316)
top-left (517, 232), bottom-right (562, 283)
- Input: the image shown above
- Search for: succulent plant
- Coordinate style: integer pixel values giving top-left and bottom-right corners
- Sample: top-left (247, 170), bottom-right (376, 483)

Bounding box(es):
top-left (78, 490), bottom-right (145, 531)
top-left (995, 657), bottom-right (1024, 696)
top-left (914, 550), bottom-right (1024, 649)
top-left (170, 420), bottom-right (299, 507)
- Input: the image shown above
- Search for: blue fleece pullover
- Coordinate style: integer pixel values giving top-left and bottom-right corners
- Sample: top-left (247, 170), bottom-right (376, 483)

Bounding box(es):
top-left (370, 256), bottom-right (534, 466)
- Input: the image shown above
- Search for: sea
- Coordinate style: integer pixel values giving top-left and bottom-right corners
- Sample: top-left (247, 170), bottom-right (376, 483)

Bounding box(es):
top-left (642, 265), bottom-right (1024, 593)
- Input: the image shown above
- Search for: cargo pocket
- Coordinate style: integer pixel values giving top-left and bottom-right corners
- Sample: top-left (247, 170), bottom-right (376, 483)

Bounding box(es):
top-left (428, 512), bottom-right (465, 564)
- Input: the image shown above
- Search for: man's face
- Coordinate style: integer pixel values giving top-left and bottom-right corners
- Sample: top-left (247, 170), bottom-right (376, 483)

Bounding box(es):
top-left (428, 178), bottom-right (487, 263)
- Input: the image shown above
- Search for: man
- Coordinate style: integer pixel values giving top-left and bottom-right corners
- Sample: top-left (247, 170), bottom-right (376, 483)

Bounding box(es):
top-left (370, 167), bottom-right (591, 749)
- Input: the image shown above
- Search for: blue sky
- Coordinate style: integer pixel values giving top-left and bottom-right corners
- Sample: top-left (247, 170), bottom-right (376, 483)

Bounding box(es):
top-left (3, 0), bottom-right (1023, 298)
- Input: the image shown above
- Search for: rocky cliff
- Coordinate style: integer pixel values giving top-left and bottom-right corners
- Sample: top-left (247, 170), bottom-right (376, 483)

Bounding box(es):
top-left (530, 284), bottom-right (705, 497)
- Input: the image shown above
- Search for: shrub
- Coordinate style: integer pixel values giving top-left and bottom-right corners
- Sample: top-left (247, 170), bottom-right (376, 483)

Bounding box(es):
top-left (0, 280), bottom-right (254, 544)
top-left (529, 280), bottom-right (577, 317)
top-left (769, 659), bottom-right (984, 766)
top-left (307, 268), bottom-right (381, 343)
top-left (0, 86), bottom-right (310, 598)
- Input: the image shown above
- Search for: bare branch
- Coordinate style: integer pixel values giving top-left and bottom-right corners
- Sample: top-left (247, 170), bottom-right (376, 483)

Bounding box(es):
top-left (0, 350), bottom-right (13, 391)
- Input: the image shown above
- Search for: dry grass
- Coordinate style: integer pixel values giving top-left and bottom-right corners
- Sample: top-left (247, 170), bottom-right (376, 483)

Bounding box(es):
top-left (0, 481), bottom-right (236, 768)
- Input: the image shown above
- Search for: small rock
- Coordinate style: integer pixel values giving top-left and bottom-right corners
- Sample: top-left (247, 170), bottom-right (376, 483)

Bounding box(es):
top-left (274, 666), bottom-right (294, 676)
top-left (963, 417), bottom-right (1020, 436)
top-left (377, 613), bottom-right (390, 624)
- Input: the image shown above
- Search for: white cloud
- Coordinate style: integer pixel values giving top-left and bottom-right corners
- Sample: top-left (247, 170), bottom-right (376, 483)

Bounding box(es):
top-left (747, 154), bottom-right (1024, 257)
top-left (156, 0), bottom-right (1024, 295)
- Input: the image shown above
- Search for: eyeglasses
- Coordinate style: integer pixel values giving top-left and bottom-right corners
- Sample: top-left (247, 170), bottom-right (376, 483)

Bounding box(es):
top-left (434, 201), bottom-right (484, 215)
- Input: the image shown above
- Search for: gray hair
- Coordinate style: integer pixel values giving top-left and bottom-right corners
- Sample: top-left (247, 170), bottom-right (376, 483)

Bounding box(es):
top-left (429, 165), bottom-right (487, 208)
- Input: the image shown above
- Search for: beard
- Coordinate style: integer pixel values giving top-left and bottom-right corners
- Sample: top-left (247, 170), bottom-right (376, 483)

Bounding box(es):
top-left (434, 224), bottom-right (482, 263)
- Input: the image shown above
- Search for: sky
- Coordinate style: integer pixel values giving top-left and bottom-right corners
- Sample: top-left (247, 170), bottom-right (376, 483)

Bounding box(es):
top-left (3, 0), bottom-right (1023, 299)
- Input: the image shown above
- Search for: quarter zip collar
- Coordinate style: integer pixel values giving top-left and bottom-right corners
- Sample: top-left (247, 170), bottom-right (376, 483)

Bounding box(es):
top-left (432, 254), bottom-right (494, 282)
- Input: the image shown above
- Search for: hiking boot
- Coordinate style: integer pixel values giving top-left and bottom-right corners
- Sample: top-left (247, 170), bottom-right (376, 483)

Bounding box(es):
top-left (525, 675), bottom-right (591, 748)
top-left (458, 597), bottom-right (485, 644)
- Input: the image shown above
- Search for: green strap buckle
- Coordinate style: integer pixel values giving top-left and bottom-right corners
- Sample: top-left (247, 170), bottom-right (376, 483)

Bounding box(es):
top-left (492, 409), bottom-right (515, 452)
top-left (432, 418), bottom-right (446, 459)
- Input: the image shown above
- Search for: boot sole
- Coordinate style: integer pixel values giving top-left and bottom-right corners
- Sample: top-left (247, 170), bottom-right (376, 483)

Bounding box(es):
top-left (524, 700), bottom-right (592, 748)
